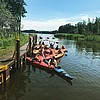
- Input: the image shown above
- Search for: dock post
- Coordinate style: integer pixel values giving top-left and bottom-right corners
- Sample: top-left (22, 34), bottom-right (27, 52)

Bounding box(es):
top-left (23, 54), bottom-right (26, 62)
top-left (32, 35), bottom-right (34, 56)
top-left (29, 34), bottom-right (31, 50)
top-left (23, 54), bottom-right (26, 65)
top-left (3, 71), bottom-right (6, 84)
top-left (15, 39), bottom-right (20, 68)
top-left (32, 34), bottom-right (37, 55)
top-left (35, 34), bottom-right (37, 44)
top-left (28, 34), bottom-right (32, 56)
top-left (33, 34), bottom-right (35, 47)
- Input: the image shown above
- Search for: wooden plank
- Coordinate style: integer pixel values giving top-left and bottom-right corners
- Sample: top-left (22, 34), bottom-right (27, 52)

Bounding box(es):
top-left (0, 43), bottom-right (28, 67)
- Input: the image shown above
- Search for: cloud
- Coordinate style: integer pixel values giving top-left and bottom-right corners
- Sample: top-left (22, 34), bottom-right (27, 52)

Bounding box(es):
top-left (21, 18), bottom-right (67, 31)
top-left (21, 15), bottom-right (94, 31)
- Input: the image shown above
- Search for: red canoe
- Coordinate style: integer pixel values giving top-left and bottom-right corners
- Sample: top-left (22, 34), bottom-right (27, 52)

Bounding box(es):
top-left (26, 56), bottom-right (54, 69)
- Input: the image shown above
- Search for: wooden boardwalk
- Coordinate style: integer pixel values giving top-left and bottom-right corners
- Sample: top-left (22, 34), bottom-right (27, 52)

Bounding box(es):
top-left (0, 43), bottom-right (29, 84)
top-left (0, 43), bottom-right (28, 82)
top-left (0, 43), bottom-right (28, 67)
top-left (0, 34), bottom-right (37, 84)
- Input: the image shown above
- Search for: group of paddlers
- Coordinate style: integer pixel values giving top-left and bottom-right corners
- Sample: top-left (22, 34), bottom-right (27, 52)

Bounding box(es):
top-left (32, 40), bottom-right (66, 68)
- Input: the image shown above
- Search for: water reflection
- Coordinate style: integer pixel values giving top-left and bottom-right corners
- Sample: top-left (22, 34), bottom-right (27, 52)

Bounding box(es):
top-left (76, 40), bottom-right (100, 58)
top-left (0, 67), bottom-right (28, 100)
top-left (1, 34), bottom-right (100, 100)
top-left (0, 62), bottom-right (73, 99)
top-left (26, 63), bottom-right (73, 86)
top-left (76, 40), bottom-right (100, 52)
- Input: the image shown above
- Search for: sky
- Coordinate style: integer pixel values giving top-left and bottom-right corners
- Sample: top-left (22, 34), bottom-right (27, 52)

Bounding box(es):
top-left (21, 0), bottom-right (100, 31)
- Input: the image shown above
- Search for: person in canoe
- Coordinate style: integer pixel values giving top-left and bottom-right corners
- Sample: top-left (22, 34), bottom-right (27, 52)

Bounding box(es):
top-left (42, 42), bottom-right (45, 45)
top-left (41, 42), bottom-right (47, 48)
top-left (55, 45), bottom-right (59, 50)
top-left (49, 41), bottom-right (55, 49)
top-left (39, 41), bottom-right (42, 45)
top-left (58, 48), bottom-right (64, 54)
top-left (39, 47), bottom-right (46, 58)
top-left (32, 54), bottom-right (41, 62)
top-left (49, 48), bottom-right (54, 55)
top-left (48, 56), bottom-right (58, 68)
top-left (62, 45), bottom-right (65, 49)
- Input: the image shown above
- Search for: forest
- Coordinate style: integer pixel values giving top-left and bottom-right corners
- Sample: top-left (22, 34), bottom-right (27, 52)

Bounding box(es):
top-left (0, 0), bottom-right (27, 38)
top-left (58, 17), bottom-right (100, 35)
top-left (0, 0), bottom-right (28, 56)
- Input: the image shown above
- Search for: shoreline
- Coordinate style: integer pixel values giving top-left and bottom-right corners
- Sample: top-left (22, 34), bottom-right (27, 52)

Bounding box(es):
top-left (54, 33), bottom-right (100, 42)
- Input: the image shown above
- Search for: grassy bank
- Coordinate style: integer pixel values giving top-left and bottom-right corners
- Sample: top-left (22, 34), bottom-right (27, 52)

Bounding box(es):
top-left (0, 33), bottom-right (28, 57)
top-left (54, 33), bottom-right (100, 42)
top-left (54, 33), bottom-right (84, 40)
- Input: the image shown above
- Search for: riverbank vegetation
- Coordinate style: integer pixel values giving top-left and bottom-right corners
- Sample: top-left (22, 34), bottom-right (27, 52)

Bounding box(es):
top-left (0, 1), bottom-right (27, 37)
top-left (54, 33), bottom-right (100, 42)
top-left (0, 33), bottom-right (28, 56)
top-left (55, 17), bottom-right (100, 42)
top-left (0, 0), bottom-right (27, 56)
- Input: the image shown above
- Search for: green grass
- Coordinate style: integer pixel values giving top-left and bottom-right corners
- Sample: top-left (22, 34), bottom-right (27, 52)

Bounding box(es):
top-left (54, 33), bottom-right (100, 42)
top-left (84, 35), bottom-right (100, 42)
top-left (0, 33), bottom-right (28, 57)
top-left (54, 33), bottom-right (84, 39)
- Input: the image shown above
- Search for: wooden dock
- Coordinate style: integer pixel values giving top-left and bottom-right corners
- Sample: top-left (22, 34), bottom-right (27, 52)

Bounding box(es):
top-left (0, 33), bottom-right (37, 85)
top-left (0, 43), bottom-right (28, 84)
top-left (0, 43), bottom-right (28, 65)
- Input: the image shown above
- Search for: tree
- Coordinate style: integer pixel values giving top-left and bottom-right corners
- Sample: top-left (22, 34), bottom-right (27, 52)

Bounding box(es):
top-left (94, 17), bottom-right (100, 35)
top-left (58, 23), bottom-right (75, 33)
top-left (5, 0), bottom-right (27, 34)
top-left (0, 1), bottom-right (15, 37)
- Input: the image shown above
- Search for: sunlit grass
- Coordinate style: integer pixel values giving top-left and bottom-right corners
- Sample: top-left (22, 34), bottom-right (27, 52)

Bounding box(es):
top-left (0, 33), bottom-right (28, 57)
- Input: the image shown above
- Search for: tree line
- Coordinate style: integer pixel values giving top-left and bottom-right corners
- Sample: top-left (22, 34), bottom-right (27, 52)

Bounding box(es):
top-left (0, 0), bottom-right (27, 38)
top-left (58, 17), bottom-right (100, 35)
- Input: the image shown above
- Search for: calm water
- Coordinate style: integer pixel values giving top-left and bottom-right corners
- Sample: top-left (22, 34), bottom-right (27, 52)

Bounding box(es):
top-left (0, 34), bottom-right (100, 100)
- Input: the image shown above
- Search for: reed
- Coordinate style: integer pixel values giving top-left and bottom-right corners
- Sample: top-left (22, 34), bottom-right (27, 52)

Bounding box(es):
top-left (54, 33), bottom-right (100, 42)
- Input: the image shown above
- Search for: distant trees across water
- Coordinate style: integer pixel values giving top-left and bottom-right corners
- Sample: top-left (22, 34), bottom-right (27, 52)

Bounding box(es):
top-left (23, 17), bottom-right (100, 35)
top-left (58, 17), bottom-right (100, 35)
top-left (22, 30), bottom-right (56, 34)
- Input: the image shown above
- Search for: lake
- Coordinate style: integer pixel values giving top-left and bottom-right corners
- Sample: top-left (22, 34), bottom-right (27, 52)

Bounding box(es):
top-left (0, 34), bottom-right (100, 100)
